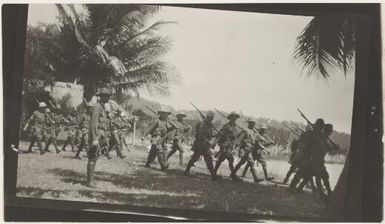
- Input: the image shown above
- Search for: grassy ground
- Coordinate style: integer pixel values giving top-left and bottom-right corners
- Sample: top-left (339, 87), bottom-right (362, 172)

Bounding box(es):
top-left (16, 140), bottom-right (343, 218)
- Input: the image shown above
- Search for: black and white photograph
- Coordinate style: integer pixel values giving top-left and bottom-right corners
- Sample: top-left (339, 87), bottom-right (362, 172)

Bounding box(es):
top-left (6, 3), bottom-right (381, 221)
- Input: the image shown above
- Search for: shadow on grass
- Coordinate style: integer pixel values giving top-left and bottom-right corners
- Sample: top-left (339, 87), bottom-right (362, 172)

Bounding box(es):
top-left (41, 166), bottom-right (326, 217)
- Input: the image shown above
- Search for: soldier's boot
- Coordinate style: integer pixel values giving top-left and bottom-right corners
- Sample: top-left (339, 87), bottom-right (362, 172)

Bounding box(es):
top-left (241, 164), bottom-right (250, 177)
top-left (263, 166), bottom-right (274, 181)
top-left (179, 152), bottom-right (184, 166)
top-left (86, 161), bottom-right (97, 188)
top-left (283, 167), bottom-right (295, 184)
top-left (250, 165), bottom-right (264, 183)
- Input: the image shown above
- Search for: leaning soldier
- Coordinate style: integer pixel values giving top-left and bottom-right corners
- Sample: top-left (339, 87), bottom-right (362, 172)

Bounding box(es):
top-left (86, 88), bottom-right (111, 188)
top-left (167, 112), bottom-right (192, 166)
top-left (213, 111), bottom-right (241, 181)
top-left (23, 102), bottom-right (48, 155)
top-left (232, 117), bottom-right (264, 183)
top-left (144, 107), bottom-right (176, 170)
top-left (184, 111), bottom-right (220, 180)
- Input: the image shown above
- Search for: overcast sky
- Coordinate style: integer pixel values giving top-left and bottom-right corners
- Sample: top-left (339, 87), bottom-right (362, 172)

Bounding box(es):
top-left (27, 5), bottom-right (355, 133)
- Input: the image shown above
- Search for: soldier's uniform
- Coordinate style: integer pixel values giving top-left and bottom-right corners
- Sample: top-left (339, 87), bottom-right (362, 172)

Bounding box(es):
top-left (283, 133), bottom-right (302, 184)
top-left (184, 111), bottom-right (219, 180)
top-left (74, 111), bottom-right (91, 159)
top-left (233, 118), bottom-right (264, 183)
top-left (24, 102), bottom-right (48, 154)
top-left (44, 108), bottom-right (65, 154)
top-left (144, 108), bottom-right (176, 170)
top-left (86, 88), bottom-right (111, 187)
top-left (214, 111), bottom-right (241, 179)
top-left (62, 114), bottom-right (78, 152)
top-left (106, 112), bottom-right (125, 159)
top-left (118, 113), bottom-right (133, 153)
top-left (167, 113), bottom-right (191, 166)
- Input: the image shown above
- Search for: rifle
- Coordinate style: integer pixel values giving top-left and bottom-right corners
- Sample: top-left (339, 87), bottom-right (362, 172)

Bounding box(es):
top-left (190, 103), bottom-right (207, 121)
top-left (146, 105), bottom-right (158, 115)
top-left (282, 123), bottom-right (300, 137)
top-left (296, 108), bottom-right (339, 149)
top-left (290, 121), bottom-right (305, 132)
top-left (33, 96), bottom-right (40, 105)
top-left (254, 127), bottom-right (275, 144)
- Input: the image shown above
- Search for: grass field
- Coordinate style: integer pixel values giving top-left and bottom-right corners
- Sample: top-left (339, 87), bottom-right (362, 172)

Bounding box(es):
top-left (16, 140), bottom-right (343, 218)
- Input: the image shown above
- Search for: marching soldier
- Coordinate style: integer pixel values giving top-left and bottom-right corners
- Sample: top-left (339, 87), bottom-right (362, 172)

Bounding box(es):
top-left (62, 111), bottom-right (78, 152)
top-left (288, 118), bottom-right (325, 193)
top-left (232, 117), bottom-right (264, 183)
top-left (86, 88), bottom-right (111, 188)
top-left (184, 111), bottom-right (220, 180)
top-left (213, 111), bottom-right (241, 181)
top-left (144, 106), bottom-right (176, 170)
top-left (282, 126), bottom-right (309, 184)
top-left (23, 102), bottom-right (49, 155)
top-left (119, 112), bottom-right (133, 153)
top-left (43, 106), bottom-right (65, 154)
top-left (106, 111), bottom-right (126, 159)
top-left (167, 112), bottom-right (192, 166)
top-left (74, 105), bottom-right (92, 159)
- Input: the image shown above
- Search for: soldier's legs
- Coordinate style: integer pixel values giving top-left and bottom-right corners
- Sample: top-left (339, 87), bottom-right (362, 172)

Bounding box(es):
top-left (62, 136), bottom-right (70, 151)
top-left (203, 154), bottom-right (218, 179)
top-left (185, 151), bottom-right (201, 175)
top-left (51, 136), bottom-right (60, 153)
top-left (156, 146), bottom-right (168, 170)
top-left (214, 152), bottom-right (226, 174)
top-left (242, 163), bottom-right (250, 177)
top-left (178, 150), bottom-right (184, 166)
top-left (283, 165), bottom-right (297, 184)
top-left (145, 145), bottom-right (158, 167)
top-left (321, 170), bottom-right (332, 195)
top-left (233, 157), bottom-right (247, 175)
top-left (257, 154), bottom-right (273, 181)
top-left (112, 133), bottom-right (125, 159)
top-left (86, 144), bottom-right (99, 188)
top-left (27, 136), bottom-right (36, 152)
top-left (44, 137), bottom-right (52, 152)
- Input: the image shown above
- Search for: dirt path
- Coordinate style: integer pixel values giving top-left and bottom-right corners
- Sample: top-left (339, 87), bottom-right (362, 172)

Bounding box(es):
top-left (16, 141), bottom-right (341, 218)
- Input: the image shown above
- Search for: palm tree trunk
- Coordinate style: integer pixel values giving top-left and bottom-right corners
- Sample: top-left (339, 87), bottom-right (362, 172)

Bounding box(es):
top-left (323, 15), bottom-right (372, 221)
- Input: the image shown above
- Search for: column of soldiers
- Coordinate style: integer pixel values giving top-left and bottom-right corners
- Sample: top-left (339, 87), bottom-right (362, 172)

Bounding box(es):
top-left (23, 88), bottom-right (338, 198)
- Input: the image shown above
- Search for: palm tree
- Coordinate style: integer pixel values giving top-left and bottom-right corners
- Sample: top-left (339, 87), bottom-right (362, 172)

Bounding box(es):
top-left (54, 4), bottom-right (179, 100)
top-left (294, 15), bottom-right (355, 78)
top-left (294, 15), bottom-right (373, 220)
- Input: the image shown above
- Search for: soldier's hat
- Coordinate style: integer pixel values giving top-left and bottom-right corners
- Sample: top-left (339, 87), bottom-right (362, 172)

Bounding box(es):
top-left (45, 108), bottom-right (51, 113)
top-left (96, 88), bottom-right (111, 96)
top-left (259, 124), bottom-right (267, 129)
top-left (206, 110), bottom-right (215, 117)
top-left (158, 106), bottom-right (171, 115)
top-left (246, 117), bottom-right (256, 123)
top-left (227, 111), bottom-right (240, 119)
top-left (176, 112), bottom-right (186, 118)
top-left (315, 118), bottom-right (325, 126)
top-left (38, 102), bottom-right (47, 108)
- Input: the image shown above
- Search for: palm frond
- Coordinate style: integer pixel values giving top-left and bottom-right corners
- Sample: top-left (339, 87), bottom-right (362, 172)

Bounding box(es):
top-left (294, 16), bottom-right (356, 78)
